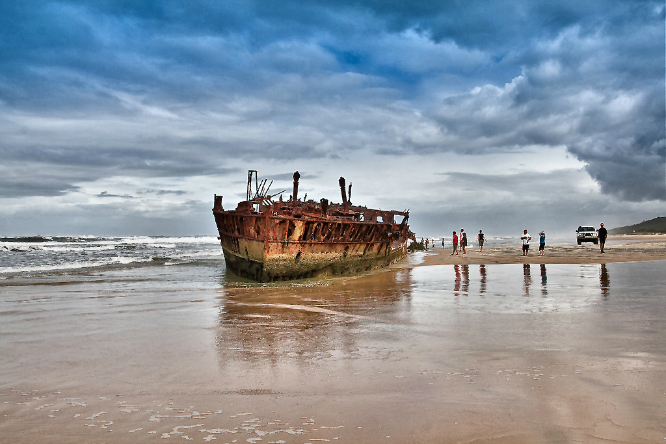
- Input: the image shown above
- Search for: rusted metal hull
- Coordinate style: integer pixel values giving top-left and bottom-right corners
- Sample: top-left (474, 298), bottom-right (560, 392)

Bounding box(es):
top-left (215, 213), bottom-right (408, 281)
top-left (213, 171), bottom-right (414, 282)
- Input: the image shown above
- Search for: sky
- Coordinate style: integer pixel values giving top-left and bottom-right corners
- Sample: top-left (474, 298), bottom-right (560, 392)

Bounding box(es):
top-left (0, 0), bottom-right (664, 238)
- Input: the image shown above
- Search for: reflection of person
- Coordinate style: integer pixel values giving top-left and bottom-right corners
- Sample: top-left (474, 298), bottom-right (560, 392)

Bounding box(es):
top-left (600, 263), bottom-right (610, 297)
top-left (538, 231), bottom-right (546, 256)
top-left (451, 231), bottom-right (458, 255)
top-left (478, 230), bottom-right (486, 252)
top-left (461, 264), bottom-right (469, 293)
top-left (540, 264), bottom-right (547, 295)
top-left (523, 263), bottom-right (531, 296)
top-left (454, 265), bottom-right (461, 295)
top-left (521, 229), bottom-right (531, 256)
top-left (598, 223), bottom-right (608, 253)
top-left (479, 264), bottom-right (487, 294)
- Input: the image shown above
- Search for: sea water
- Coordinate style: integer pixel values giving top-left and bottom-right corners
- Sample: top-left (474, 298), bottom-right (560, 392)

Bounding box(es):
top-left (0, 235), bottom-right (223, 280)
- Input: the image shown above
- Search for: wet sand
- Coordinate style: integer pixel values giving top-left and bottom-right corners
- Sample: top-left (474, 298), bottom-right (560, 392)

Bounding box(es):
top-left (1, 242), bottom-right (665, 443)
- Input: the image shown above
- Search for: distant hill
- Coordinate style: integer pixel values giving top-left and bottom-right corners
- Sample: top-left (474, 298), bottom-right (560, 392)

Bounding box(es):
top-left (609, 216), bottom-right (666, 234)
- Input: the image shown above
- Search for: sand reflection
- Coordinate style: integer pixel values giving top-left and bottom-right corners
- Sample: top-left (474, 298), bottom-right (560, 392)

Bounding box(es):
top-left (216, 269), bottom-right (413, 368)
top-left (1, 261), bottom-right (663, 444)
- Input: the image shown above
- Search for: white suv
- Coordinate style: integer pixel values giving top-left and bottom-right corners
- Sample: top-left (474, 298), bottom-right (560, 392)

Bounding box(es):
top-left (576, 226), bottom-right (598, 245)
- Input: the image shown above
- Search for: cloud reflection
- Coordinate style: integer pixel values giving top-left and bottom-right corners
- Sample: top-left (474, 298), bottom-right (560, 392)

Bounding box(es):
top-left (215, 270), bottom-right (413, 369)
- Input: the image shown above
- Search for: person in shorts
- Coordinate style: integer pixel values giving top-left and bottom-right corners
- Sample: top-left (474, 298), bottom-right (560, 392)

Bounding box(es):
top-left (478, 230), bottom-right (486, 252)
top-left (598, 223), bottom-right (608, 253)
top-left (451, 231), bottom-right (458, 255)
top-left (461, 231), bottom-right (467, 255)
top-left (521, 229), bottom-right (531, 256)
top-left (538, 231), bottom-right (546, 256)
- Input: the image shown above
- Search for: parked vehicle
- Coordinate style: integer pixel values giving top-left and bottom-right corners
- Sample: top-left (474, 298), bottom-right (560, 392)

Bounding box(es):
top-left (576, 225), bottom-right (598, 245)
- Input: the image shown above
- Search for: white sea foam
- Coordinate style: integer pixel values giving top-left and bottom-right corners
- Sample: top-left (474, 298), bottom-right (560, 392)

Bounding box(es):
top-left (0, 235), bottom-right (222, 276)
top-left (0, 256), bottom-right (153, 274)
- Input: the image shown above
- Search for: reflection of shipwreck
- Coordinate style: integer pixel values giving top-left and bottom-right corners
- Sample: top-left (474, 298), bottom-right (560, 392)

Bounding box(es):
top-left (213, 170), bottom-right (415, 282)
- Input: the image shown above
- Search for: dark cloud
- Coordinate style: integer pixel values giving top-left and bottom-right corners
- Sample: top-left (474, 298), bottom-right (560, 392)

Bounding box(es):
top-left (0, 0), bottom-right (663, 236)
top-left (137, 189), bottom-right (187, 196)
top-left (425, 4), bottom-right (665, 201)
top-left (0, 176), bottom-right (80, 198)
top-left (98, 191), bottom-right (133, 198)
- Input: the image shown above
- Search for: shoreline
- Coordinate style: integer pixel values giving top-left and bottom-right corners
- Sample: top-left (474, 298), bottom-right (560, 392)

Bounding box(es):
top-left (415, 234), bottom-right (666, 267)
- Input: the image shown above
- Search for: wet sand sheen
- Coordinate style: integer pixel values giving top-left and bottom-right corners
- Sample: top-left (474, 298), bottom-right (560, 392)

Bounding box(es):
top-left (1, 245), bottom-right (665, 443)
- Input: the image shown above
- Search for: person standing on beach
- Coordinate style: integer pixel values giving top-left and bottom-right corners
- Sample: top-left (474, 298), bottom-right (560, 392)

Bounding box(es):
top-left (521, 229), bottom-right (531, 256)
top-left (538, 231), bottom-right (546, 256)
top-left (478, 230), bottom-right (486, 252)
top-left (461, 231), bottom-right (467, 255)
top-left (598, 223), bottom-right (608, 253)
top-left (451, 231), bottom-right (459, 255)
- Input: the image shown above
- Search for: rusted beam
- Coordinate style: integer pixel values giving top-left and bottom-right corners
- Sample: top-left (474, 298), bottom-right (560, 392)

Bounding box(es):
top-left (339, 177), bottom-right (348, 208)
top-left (292, 171), bottom-right (301, 204)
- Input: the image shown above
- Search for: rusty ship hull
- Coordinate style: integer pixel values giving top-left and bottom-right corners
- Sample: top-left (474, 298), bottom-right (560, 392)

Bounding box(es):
top-left (213, 171), bottom-right (413, 282)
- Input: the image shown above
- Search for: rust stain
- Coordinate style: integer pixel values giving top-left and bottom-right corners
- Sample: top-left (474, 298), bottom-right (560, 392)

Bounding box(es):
top-left (213, 171), bottom-right (415, 282)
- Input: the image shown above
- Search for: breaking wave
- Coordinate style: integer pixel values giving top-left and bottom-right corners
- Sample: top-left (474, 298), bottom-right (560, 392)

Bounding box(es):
top-left (0, 235), bottom-right (222, 277)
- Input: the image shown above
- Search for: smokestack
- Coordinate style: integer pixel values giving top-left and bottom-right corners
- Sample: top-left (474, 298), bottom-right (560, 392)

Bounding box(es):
top-left (292, 171), bottom-right (301, 204)
top-left (339, 177), bottom-right (348, 208)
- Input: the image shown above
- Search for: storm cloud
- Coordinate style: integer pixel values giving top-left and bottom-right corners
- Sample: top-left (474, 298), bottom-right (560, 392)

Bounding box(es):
top-left (0, 0), bottom-right (663, 235)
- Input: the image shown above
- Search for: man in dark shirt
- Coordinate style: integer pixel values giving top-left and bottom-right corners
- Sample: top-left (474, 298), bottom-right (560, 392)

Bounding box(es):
top-left (598, 223), bottom-right (608, 253)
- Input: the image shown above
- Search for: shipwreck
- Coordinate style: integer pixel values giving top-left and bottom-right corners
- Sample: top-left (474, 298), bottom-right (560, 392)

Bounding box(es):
top-left (213, 170), bottom-right (414, 282)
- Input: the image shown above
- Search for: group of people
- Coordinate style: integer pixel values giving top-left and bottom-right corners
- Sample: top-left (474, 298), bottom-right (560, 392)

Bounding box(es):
top-left (445, 223), bottom-right (608, 257)
top-left (519, 230), bottom-right (544, 256)
top-left (519, 223), bottom-right (608, 256)
top-left (450, 229), bottom-right (487, 256)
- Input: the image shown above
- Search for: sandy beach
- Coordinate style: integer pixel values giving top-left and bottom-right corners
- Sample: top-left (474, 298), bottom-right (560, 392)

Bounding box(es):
top-left (1, 236), bottom-right (665, 443)
top-left (420, 234), bottom-right (666, 266)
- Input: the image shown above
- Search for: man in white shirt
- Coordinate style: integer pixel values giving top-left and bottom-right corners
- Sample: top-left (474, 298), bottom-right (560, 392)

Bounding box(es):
top-left (521, 229), bottom-right (531, 256)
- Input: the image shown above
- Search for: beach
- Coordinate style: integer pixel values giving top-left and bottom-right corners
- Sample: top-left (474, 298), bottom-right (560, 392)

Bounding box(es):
top-left (421, 234), bottom-right (666, 265)
top-left (1, 236), bottom-right (665, 443)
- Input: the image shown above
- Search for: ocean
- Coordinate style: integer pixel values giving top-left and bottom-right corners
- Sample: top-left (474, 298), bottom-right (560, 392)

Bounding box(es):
top-left (0, 235), bottom-right (224, 281)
